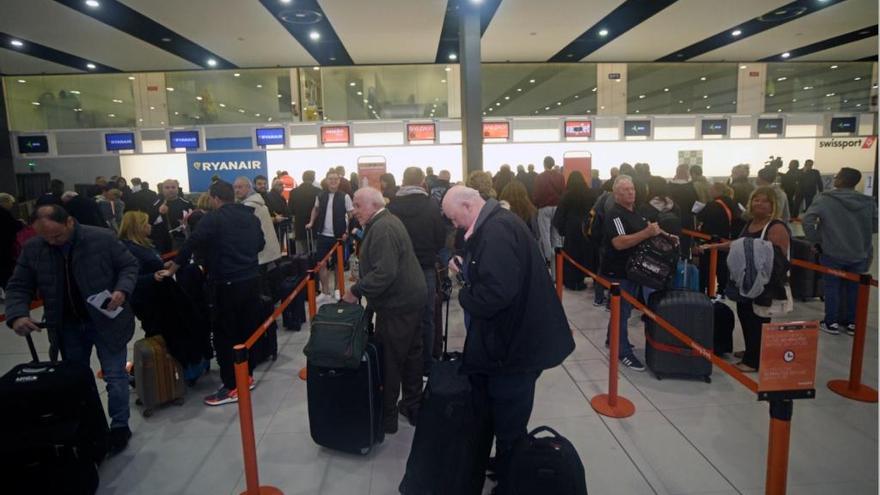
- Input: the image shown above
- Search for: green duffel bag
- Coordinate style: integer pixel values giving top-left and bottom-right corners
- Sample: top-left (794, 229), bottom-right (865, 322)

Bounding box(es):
top-left (304, 302), bottom-right (368, 369)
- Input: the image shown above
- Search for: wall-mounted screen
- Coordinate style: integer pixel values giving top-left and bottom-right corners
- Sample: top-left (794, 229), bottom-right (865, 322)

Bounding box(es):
top-left (757, 118), bottom-right (784, 135)
top-left (169, 130), bottom-right (200, 150)
top-left (17, 135), bottom-right (49, 154)
top-left (564, 120), bottom-right (592, 138)
top-left (256, 128), bottom-right (285, 147)
top-left (407, 123), bottom-right (436, 142)
top-left (830, 117), bottom-right (857, 133)
top-left (701, 119), bottom-right (728, 136)
top-left (482, 122), bottom-right (509, 139)
top-left (623, 121), bottom-right (651, 137)
top-left (321, 125), bottom-right (350, 144)
top-left (105, 132), bottom-right (136, 151)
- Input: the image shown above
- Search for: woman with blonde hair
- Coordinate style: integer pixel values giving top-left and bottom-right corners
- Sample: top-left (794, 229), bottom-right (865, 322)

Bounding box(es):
top-left (119, 211), bottom-right (163, 334)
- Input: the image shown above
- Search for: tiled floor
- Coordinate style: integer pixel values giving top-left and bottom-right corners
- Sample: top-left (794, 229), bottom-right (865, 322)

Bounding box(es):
top-left (1, 276), bottom-right (877, 495)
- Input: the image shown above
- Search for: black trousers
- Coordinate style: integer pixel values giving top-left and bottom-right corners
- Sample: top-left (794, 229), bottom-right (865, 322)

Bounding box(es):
top-left (375, 309), bottom-right (423, 427)
top-left (736, 300), bottom-right (770, 369)
top-left (211, 277), bottom-right (264, 389)
top-left (470, 370), bottom-right (541, 471)
top-left (699, 251), bottom-right (729, 295)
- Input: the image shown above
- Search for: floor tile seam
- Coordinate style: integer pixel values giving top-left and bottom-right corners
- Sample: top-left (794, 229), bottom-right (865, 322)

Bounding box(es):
top-left (561, 361), bottom-right (661, 495)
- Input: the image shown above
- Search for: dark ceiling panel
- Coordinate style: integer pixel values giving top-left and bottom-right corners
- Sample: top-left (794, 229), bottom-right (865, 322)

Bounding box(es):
top-left (259, 0), bottom-right (352, 66)
top-left (548, 0), bottom-right (678, 62)
top-left (657, 0), bottom-right (848, 61)
top-left (53, 0), bottom-right (236, 69)
top-left (0, 32), bottom-right (118, 72)
top-left (434, 0), bottom-right (503, 64)
top-left (761, 25), bottom-right (878, 61)
top-left (855, 54), bottom-right (878, 61)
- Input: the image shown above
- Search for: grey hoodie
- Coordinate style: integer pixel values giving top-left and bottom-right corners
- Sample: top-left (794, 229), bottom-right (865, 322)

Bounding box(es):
top-left (802, 188), bottom-right (877, 263)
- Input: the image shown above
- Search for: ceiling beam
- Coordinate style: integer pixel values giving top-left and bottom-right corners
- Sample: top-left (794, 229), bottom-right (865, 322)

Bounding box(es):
top-left (434, 0), bottom-right (502, 64)
top-left (0, 32), bottom-right (117, 72)
top-left (258, 0), bottom-right (352, 66)
top-left (761, 25), bottom-right (878, 61)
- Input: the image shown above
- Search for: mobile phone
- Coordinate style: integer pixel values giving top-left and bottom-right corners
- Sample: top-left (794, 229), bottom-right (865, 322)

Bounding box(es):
top-left (100, 299), bottom-right (112, 310)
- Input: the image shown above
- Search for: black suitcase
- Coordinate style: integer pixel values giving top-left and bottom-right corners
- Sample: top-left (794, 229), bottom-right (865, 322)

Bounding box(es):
top-left (790, 237), bottom-right (819, 301)
top-left (503, 426), bottom-right (588, 495)
top-left (712, 301), bottom-right (735, 356)
top-left (645, 290), bottom-right (714, 382)
top-left (251, 295), bottom-right (279, 365)
top-left (279, 275), bottom-right (307, 331)
top-left (0, 334), bottom-right (109, 494)
top-left (398, 354), bottom-right (492, 495)
top-left (307, 341), bottom-right (384, 455)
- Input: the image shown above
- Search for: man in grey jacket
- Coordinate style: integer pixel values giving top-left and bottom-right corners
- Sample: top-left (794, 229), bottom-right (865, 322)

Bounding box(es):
top-left (343, 187), bottom-right (426, 434)
top-left (5, 204), bottom-right (139, 455)
top-left (803, 167), bottom-right (878, 335)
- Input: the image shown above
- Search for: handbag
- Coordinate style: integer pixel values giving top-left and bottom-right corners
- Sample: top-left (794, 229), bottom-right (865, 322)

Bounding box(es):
top-left (626, 234), bottom-right (679, 290)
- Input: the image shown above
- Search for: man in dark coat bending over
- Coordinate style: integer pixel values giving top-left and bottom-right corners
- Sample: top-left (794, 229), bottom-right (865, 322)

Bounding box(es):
top-left (442, 185), bottom-right (575, 482)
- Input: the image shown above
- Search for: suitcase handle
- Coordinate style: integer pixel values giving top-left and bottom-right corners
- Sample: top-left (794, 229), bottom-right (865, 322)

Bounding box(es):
top-left (25, 332), bottom-right (39, 363)
top-left (528, 426), bottom-right (562, 439)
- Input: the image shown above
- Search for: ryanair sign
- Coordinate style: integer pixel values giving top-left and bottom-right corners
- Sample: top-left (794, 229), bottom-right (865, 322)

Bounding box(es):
top-left (186, 150), bottom-right (267, 192)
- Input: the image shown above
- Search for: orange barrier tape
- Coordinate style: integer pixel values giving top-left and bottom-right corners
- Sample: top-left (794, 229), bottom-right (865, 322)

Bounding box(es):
top-left (558, 250), bottom-right (612, 290)
top-left (243, 275), bottom-right (309, 350)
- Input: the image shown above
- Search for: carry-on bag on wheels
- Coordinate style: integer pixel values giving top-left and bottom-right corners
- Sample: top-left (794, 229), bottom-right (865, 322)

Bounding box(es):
top-left (502, 426), bottom-right (588, 495)
top-left (279, 274), bottom-right (307, 331)
top-left (133, 335), bottom-right (186, 417)
top-left (0, 333), bottom-right (109, 494)
top-left (645, 289), bottom-right (714, 382)
top-left (399, 297), bottom-right (493, 495)
top-left (790, 237), bottom-right (819, 301)
top-left (306, 302), bottom-right (384, 455)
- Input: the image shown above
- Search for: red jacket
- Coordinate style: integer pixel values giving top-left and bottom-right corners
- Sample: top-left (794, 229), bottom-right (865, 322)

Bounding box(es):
top-left (531, 170), bottom-right (565, 208)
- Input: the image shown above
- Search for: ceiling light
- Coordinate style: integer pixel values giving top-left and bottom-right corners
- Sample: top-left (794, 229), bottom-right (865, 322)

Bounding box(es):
top-left (206, 59), bottom-right (217, 67)
top-left (803, 86), bottom-right (813, 90)
top-left (149, 106), bottom-right (155, 110)
top-left (239, 109), bottom-right (245, 113)
top-left (777, 76), bottom-right (787, 81)
top-left (127, 76), bottom-right (135, 80)
top-left (825, 92), bottom-right (835, 97)
top-left (196, 96), bottom-right (203, 101)
top-left (856, 103), bottom-right (862, 107)
top-left (781, 52), bottom-right (790, 58)
top-left (529, 79), bottom-right (536, 84)
top-left (267, 117), bottom-right (273, 122)
top-left (703, 95), bottom-right (708, 99)
top-left (731, 29), bottom-right (742, 36)
top-left (70, 90), bottom-right (80, 94)
top-left (444, 67), bottom-right (451, 72)
top-left (639, 94), bottom-right (646, 99)
top-left (10, 39), bottom-right (23, 47)
top-left (194, 116), bottom-right (200, 119)
top-left (112, 99), bottom-right (122, 103)
top-left (313, 66), bottom-right (320, 71)
top-left (545, 106), bottom-right (550, 110)
top-left (517, 88), bottom-right (522, 92)
top-left (792, 98), bottom-right (798, 103)
top-left (233, 72), bottom-right (240, 77)
top-left (174, 111), bottom-right (179, 115)
top-left (368, 105), bottom-right (373, 109)
top-left (356, 91), bottom-right (362, 95)
top-left (255, 113), bottom-right (261, 117)
top-left (504, 96), bottom-right (510, 100)
top-left (108, 114), bottom-right (115, 118)
top-left (705, 105), bottom-right (711, 109)
top-left (280, 0), bottom-right (292, 3)
top-left (598, 29), bottom-right (608, 37)
top-left (166, 87), bottom-right (174, 91)
top-left (363, 99), bottom-right (368, 103)
top-left (256, 84), bottom-right (263, 88)
top-left (663, 88), bottom-right (669, 92)
top-left (86, 63), bottom-right (96, 70)
top-left (739, 65), bottom-right (747, 69)
top-left (309, 31), bottom-right (320, 40)
top-left (219, 103), bottom-right (226, 107)
top-left (778, 109), bottom-right (782, 112)
top-left (591, 87), bottom-right (597, 92)
top-left (441, 79), bottom-right (446, 83)
top-left (31, 101), bottom-right (40, 106)
top-left (830, 65), bottom-right (838, 69)
top-left (700, 76), bottom-right (707, 81)
top-left (556, 102), bottom-right (562, 106)
top-left (854, 77), bottom-right (862, 81)
top-left (678, 100), bottom-right (684, 104)
top-left (349, 82), bottom-right (356, 87)
top-left (483, 112), bottom-right (486, 116)
top-left (635, 110), bottom-right (640, 113)
top-left (496, 102), bottom-right (501, 106)
top-left (17, 79), bottom-right (26, 83)
top-left (85, 0), bottom-right (100, 7)
top-left (768, 93), bottom-right (774, 96)
top-left (600, 106), bottom-right (605, 110)
top-left (448, 53), bottom-right (457, 61)
top-left (574, 95), bottom-right (579, 99)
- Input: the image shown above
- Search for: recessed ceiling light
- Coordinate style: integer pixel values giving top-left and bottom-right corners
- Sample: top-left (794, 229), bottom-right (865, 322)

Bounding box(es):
top-left (705, 105), bottom-right (711, 109)
top-left (544, 106), bottom-right (550, 110)
top-left (108, 114), bottom-right (115, 118)
top-left (85, 0), bottom-right (100, 8)
top-left (517, 88), bottom-right (522, 92)
top-left (731, 29), bottom-right (742, 36)
top-left (598, 29), bottom-right (608, 37)
top-left (349, 82), bottom-right (356, 86)
top-left (444, 67), bottom-right (451, 72)
top-left (700, 76), bottom-right (707, 81)
top-left (161, 37), bottom-right (172, 43)
top-left (194, 115), bottom-right (200, 119)
top-left (792, 98), bottom-right (797, 102)
top-left (10, 39), bottom-right (23, 47)
top-left (856, 103), bottom-right (862, 107)
top-left (854, 77), bottom-right (862, 81)
top-left (496, 102), bottom-right (501, 106)
top-left (529, 79), bottom-right (536, 84)
top-left (166, 87), bottom-right (174, 91)
top-left (31, 101), bottom-right (40, 106)
top-left (448, 53), bottom-right (457, 60)
top-left (309, 31), bottom-right (320, 40)
top-left (196, 96), bottom-right (203, 101)
top-left (277, 94), bottom-right (283, 98)
top-left (781, 52), bottom-right (790, 58)
top-left (127, 76), bottom-right (135, 81)
top-left (239, 109), bottom-right (245, 113)
top-left (233, 73), bottom-right (240, 77)
top-left (441, 79), bottom-right (446, 83)
top-left (363, 99), bottom-right (368, 103)
top-left (149, 106), bottom-right (155, 110)
top-left (825, 92), bottom-right (835, 97)
top-left (600, 106), bottom-right (605, 110)
top-left (86, 63), bottom-right (96, 69)
top-left (678, 100), bottom-right (684, 104)
top-left (356, 91), bottom-right (362, 95)
top-left (219, 103), bottom-right (226, 107)
top-left (70, 90), bottom-right (80, 94)
top-left (313, 66), bottom-right (320, 71)
top-left (174, 111), bottom-right (179, 115)
top-left (280, 0), bottom-right (292, 3)
top-left (206, 59), bottom-right (217, 67)
top-left (639, 94), bottom-right (646, 99)
top-left (255, 113), bottom-right (261, 117)
top-left (112, 99), bottom-right (122, 103)
top-left (768, 93), bottom-right (774, 96)
top-left (803, 86), bottom-right (813, 90)
top-left (739, 65), bottom-right (747, 69)
top-left (556, 102), bottom-right (562, 106)
top-left (663, 88), bottom-right (669, 92)
top-left (703, 95), bottom-right (708, 99)
top-left (574, 95), bottom-right (579, 99)
top-left (777, 76), bottom-right (787, 81)
top-left (17, 79), bottom-right (26, 83)
top-left (504, 96), bottom-right (510, 100)
top-left (830, 65), bottom-right (838, 69)
top-left (591, 87), bottom-right (597, 92)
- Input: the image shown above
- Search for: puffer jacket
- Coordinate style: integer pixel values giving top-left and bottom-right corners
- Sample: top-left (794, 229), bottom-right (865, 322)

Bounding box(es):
top-left (5, 223), bottom-right (139, 352)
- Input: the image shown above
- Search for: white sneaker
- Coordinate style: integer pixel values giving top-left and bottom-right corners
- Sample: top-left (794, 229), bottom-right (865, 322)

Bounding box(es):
top-left (333, 289), bottom-right (341, 300)
top-left (315, 294), bottom-right (334, 306)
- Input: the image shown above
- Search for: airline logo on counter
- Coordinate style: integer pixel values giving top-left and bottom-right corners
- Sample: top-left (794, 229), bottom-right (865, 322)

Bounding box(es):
top-left (186, 150), bottom-right (267, 192)
top-left (817, 137), bottom-right (876, 149)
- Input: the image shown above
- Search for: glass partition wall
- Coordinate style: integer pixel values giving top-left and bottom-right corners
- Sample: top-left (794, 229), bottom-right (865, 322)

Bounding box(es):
top-left (482, 63), bottom-right (598, 116)
top-left (627, 63), bottom-right (739, 114)
top-left (765, 62), bottom-right (874, 113)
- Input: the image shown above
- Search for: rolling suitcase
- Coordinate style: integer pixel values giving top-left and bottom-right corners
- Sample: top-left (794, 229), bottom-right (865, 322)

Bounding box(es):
top-left (133, 335), bottom-right (186, 417)
top-left (399, 298), bottom-right (493, 495)
top-left (672, 260), bottom-right (700, 291)
top-left (712, 302), bottom-right (735, 356)
top-left (279, 275), bottom-right (307, 331)
top-left (0, 334), bottom-right (109, 494)
top-left (790, 237), bottom-right (819, 301)
top-left (645, 289), bottom-right (714, 382)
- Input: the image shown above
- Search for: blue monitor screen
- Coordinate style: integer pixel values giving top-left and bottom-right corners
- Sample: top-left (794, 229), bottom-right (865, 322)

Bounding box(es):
top-left (169, 130), bottom-right (200, 150)
top-left (757, 118), bottom-right (784, 134)
top-left (623, 120), bottom-right (651, 137)
top-left (256, 128), bottom-right (285, 146)
top-left (17, 135), bottom-right (49, 154)
top-left (830, 117), bottom-right (857, 133)
top-left (105, 132), bottom-right (136, 151)
top-left (701, 119), bottom-right (728, 136)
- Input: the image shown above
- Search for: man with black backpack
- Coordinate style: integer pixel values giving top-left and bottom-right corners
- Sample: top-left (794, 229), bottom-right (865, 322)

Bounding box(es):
top-left (602, 175), bottom-right (676, 371)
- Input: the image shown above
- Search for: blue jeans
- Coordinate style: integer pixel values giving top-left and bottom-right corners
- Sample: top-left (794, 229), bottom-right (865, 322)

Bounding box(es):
top-left (420, 268), bottom-right (437, 373)
top-left (59, 321), bottom-right (130, 429)
top-left (606, 277), bottom-right (640, 358)
top-left (821, 255), bottom-right (869, 326)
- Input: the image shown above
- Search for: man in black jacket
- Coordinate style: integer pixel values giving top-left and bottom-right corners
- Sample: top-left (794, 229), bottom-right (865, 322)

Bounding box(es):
top-left (61, 191), bottom-right (107, 228)
top-left (797, 159), bottom-right (823, 211)
top-left (149, 179), bottom-right (193, 253)
top-left (291, 171), bottom-right (322, 254)
top-left (388, 167), bottom-right (445, 375)
top-left (126, 180), bottom-right (159, 214)
top-left (442, 186), bottom-right (574, 480)
top-left (156, 181), bottom-right (265, 407)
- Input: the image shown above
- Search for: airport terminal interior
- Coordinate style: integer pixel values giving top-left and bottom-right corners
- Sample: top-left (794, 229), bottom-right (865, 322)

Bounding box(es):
top-left (0, 0), bottom-right (878, 494)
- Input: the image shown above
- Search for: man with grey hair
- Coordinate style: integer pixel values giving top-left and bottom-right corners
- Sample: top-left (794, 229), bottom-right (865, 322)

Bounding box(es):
top-left (442, 185), bottom-right (573, 482)
top-left (149, 178), bottom-right (193, 253)
top-left (343, 187), bottom-right (426, 434)
top-left (234, 176), bottom-right (281, 266)
top-left (729, 164), bottom-right (754, 210)
top-left (601, 175), bottom-right (674, 372)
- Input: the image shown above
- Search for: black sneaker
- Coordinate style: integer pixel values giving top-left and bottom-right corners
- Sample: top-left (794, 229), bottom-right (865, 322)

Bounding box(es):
top-left (399, 406), bottom-right (419, 427)
top-left (107, 426), bottom-right (132, 457)
top-left (620, 354), bottom-right (646, 372)
top-left (820, 322), bottom-right (840, 336)
top-left (383, 420), bottom-right (398, 435)
top-left (846, 323), bottom-right (856, 336)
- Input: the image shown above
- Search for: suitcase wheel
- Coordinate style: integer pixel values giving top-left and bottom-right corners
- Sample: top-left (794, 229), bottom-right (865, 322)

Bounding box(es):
top-left (135, 398), bottom-right (143, 406)
top-left (142, 408), bottom-right (154, 418)
top-left (173, 397), bottom-right (185, 406)
top-left (359, 447), bottom-right (371, 456)
top-left (703, 376), bottom-right (712, 384)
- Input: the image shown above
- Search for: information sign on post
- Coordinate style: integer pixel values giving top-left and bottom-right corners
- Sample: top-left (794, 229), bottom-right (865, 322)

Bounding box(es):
top-left (758, 321), bottom-right (819, 398)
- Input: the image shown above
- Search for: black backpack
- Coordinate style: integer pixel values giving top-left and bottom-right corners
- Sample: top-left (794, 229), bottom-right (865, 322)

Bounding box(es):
top-left (583, 192), bottom-right (608, 243)
top-left (502, 426), bottom-right (588, 495)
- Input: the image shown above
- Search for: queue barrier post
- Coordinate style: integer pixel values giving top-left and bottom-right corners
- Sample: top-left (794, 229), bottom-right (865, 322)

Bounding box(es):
top-left (590, 283), bottom-right (635, 419)
top-left (233, 345), bottom-right (284, 495)
top-left (828, 273), bottom-right (878, 403)
top-left (765, 400), bottom-right (794, 495)
top-left (335, 241), bottom-right (346, 298)
top-left (555, 248), bottom-right (564, 300)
